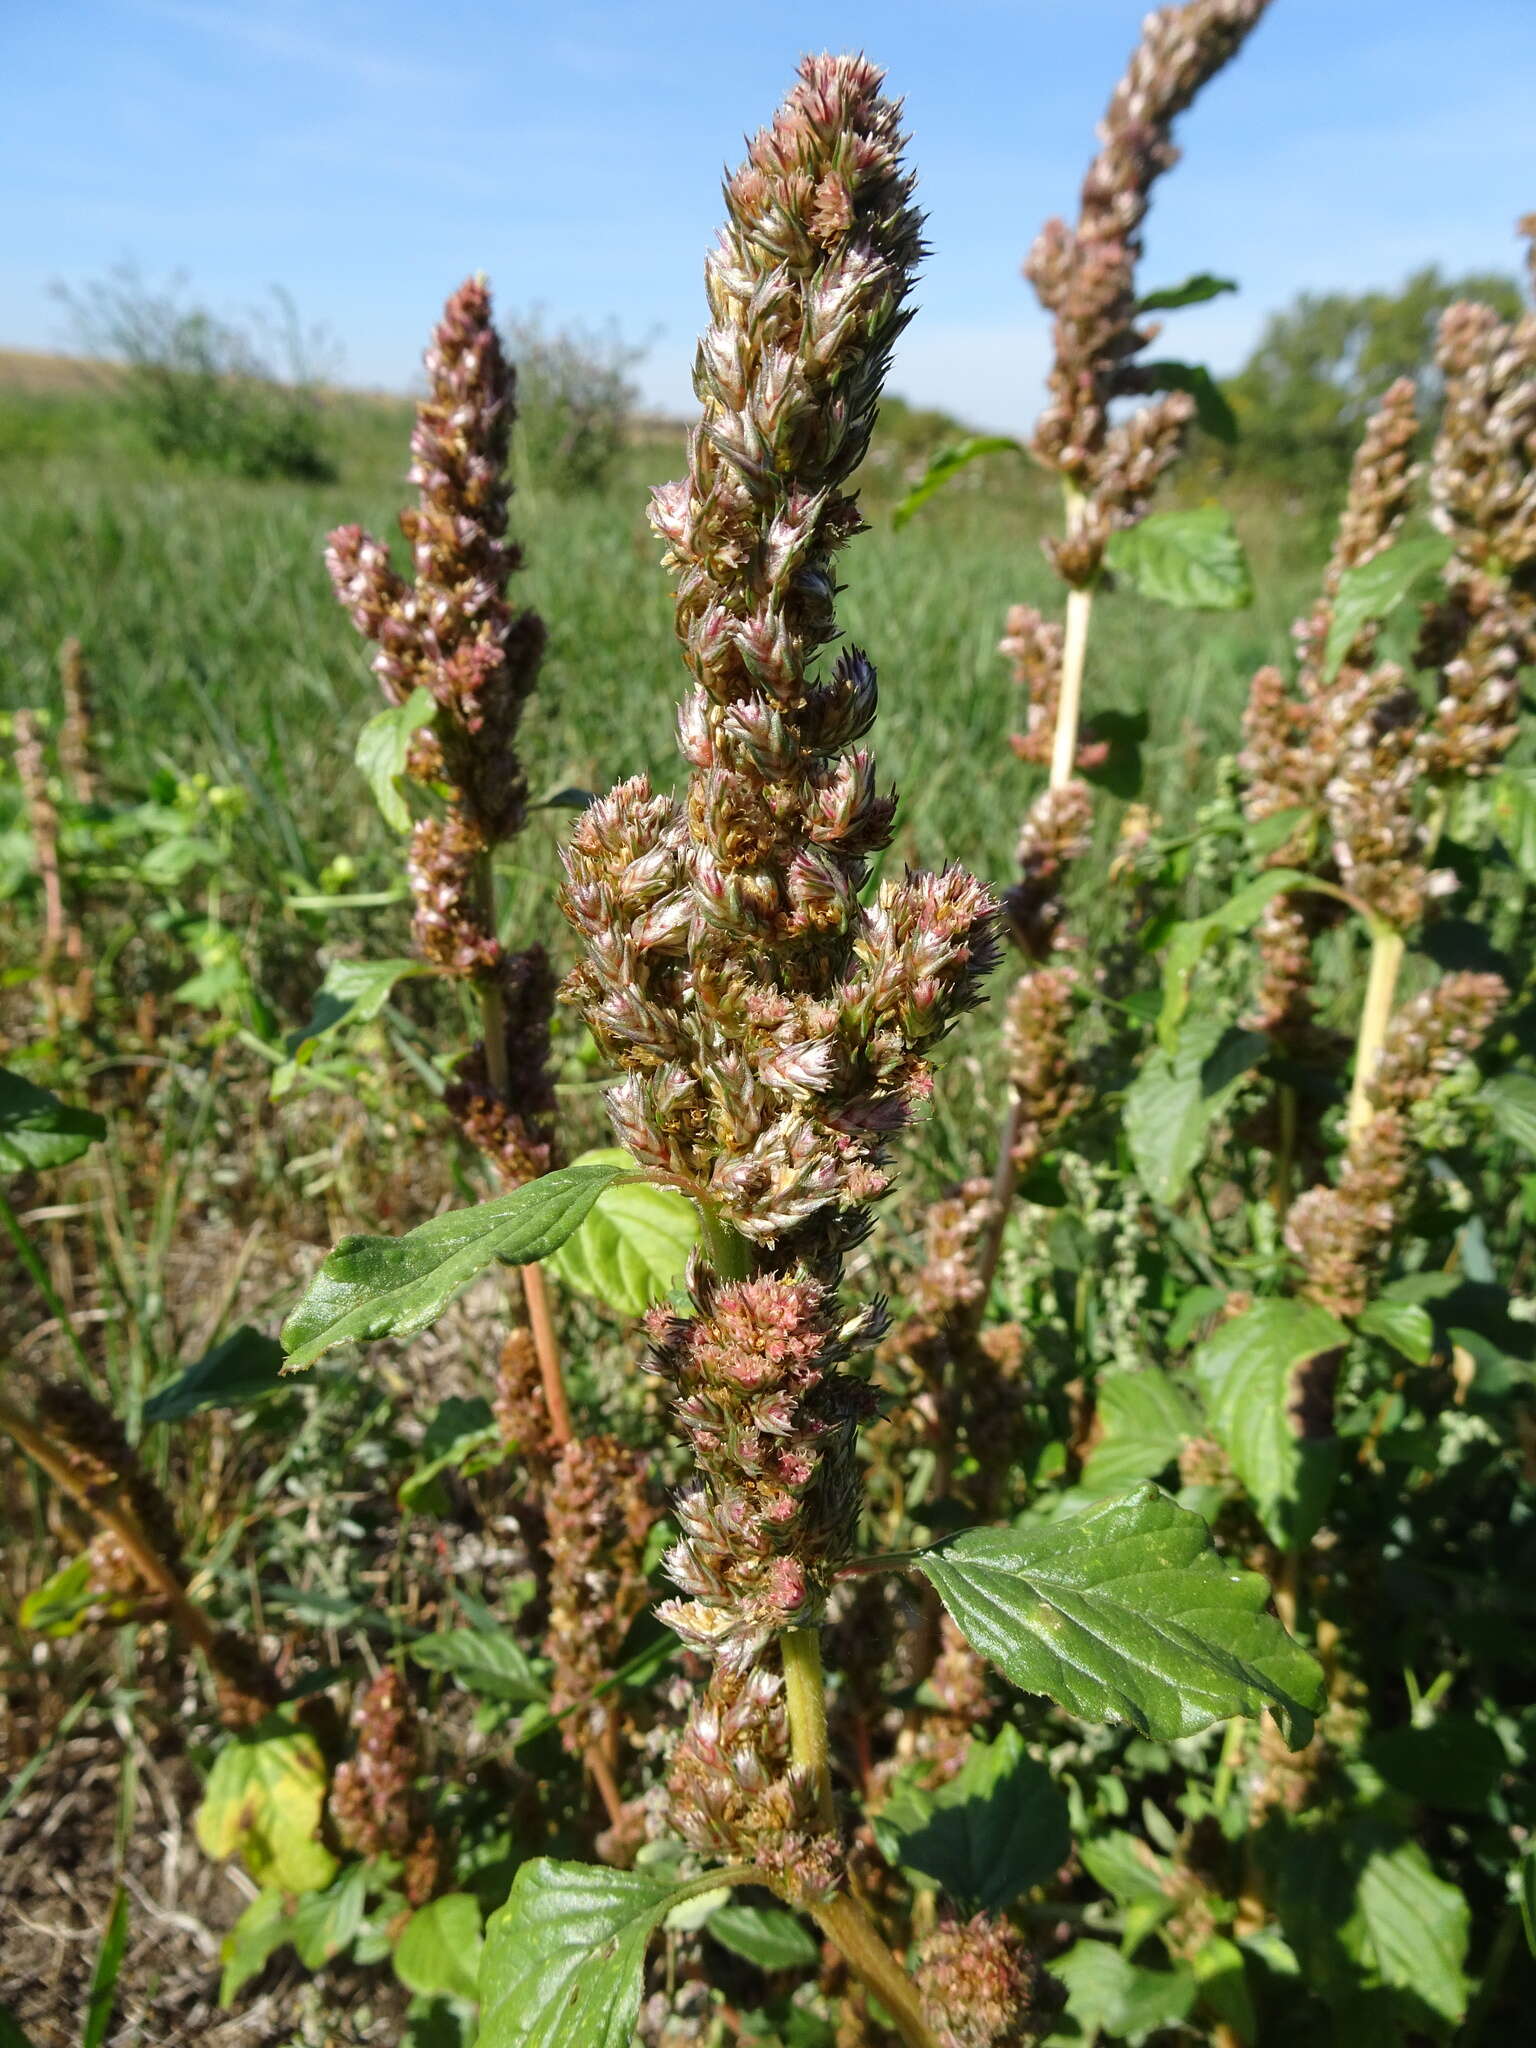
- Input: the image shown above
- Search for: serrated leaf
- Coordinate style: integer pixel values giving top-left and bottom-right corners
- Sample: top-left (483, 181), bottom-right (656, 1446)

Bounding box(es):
top-left (1136, 273), bottom-right (1238, 314)
top-left (394, 1894), bottom-right (484, 2004)
top-left (545, 1148), bottom-right (698, 1317)
top-left (1158, 870), bottom-right (1318, 1047)
top-left (1344, 1838), bottom-right (1469, 2022)
top-left (913, 1484), bottom-right (1322, 1746)
top-left (409, 1626), bottom-right (546, 1703)
top-left (1124, 1017), bottom-right (1266, 1206)
top-left (1192, 1300), bottom-right (1349, 1550)
top-left (1105, 506), bottom-right (1252, 611)
top-left (1139, 360), bottom-right (1238, 443)
top-left (1482, 1071), bottom-right (1536, 1158)
top-left (194, 1720), bottom-right (337, 1894)
top-left (1051, 1940), bottom-right (1196, 2043)
top-left (707, 1903), bottom-right (820, 1972)
top-left (479, 1859), bottom-right (717, 2048)
top-left (143, 1326), bottom-right (288, 1424)
top-left (287, 957), bottom-right (433, 1060)
top-left (1323, 530), bottom-right (1453, 681)
top-left (1081, 1368), bottom-right (1201, 1494)
top-left (872, 1725), bottom-right (1069, 1912)
top-left (1356, 1296), bottom-right (1435, 1365)
top-left (892, 435), bottom-right (1026, 530)
top-left (355, 687), bottom-right (437, 832)
top-left (281, 1160), bottom-right (623, 1371)
top-left (0, 1065), bottom-right (106, 1174)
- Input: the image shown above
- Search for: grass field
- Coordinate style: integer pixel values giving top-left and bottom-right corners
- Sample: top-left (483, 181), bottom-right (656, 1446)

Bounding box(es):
top-left (0, 377), bottom-right (1327, 978)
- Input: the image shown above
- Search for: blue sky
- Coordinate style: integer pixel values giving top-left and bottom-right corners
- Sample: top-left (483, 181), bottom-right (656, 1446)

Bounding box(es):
top-left (4, 1), bottom-right (1533, 431)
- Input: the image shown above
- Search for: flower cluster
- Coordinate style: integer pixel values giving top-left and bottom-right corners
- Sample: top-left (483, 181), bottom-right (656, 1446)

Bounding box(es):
top-left (326, 278), bottom-right (555, 1185)
top-left (1001, 605), bottom-right (1107, 774)
top-left (1006, 965), bottom-right (1088, 1174)
top-left (916, 1910), bottom-right (1061, 2048)
top-left (1024, 0), bottom-right (1271, 586)
top-left (561, 56), bottom-right (996, 1864)
top-left (544, 1433), bottom-right (654, 1751)
top-left (330, 1669), bottom-right (442, 1906)
top-left (1003, 783), bottom-right (1094, 960)
top-left (57, 636), bottom-right (97, 805)
top-left (1418, 228), bottom-right (1536, 779)
top-left (1286, 972), bottom-right (1505, 1314)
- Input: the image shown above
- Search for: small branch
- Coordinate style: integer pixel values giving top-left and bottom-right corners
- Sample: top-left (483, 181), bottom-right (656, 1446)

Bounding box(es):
top-left (584, 1740), bottom-right (626, 1831)
top-left (521, 1261), bottom-right (573, 1448)
top-left (1345, 925), bottom-right (1406, 1139)
top-left (810, 1893), bottom-right (942, 2048)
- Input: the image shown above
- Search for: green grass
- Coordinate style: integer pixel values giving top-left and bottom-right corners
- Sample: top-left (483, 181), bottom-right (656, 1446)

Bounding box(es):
top-left (0, 384), bottom-right (1345, 1200)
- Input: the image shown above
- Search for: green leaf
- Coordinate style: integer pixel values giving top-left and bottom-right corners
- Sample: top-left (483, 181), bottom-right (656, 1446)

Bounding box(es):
top-left (1492, 766), bottom-right (1536, 879)
top-left (1519, 1842), bottom-right (1536, 1959)
top-left (1139, 360), bottom-right (1238, 443)
top-left (1136, 273), bottom-right (1238, 314)
top-left (529, 786), bottom-right (596, 813)
top-left (1081, 1368), bottom-right (1201, 1495)
top-left (19, 1553), bottom-right (131, 1637)
top-left (1190, 1933), bottom-right (1256, 2042)
top-left (913, 1484), bottom-right (1323, 1746)
top-left (287, 957), bottom-right (434, 1060)
top-left (1157, 869), bottom-right (1318, 1047)
top-left (892, 436), bottom-right (1026, 530)
top-left (82, 1888), bottom-right (129, 2048)
top-left (1344, 1838), bottom-right (1469, 2023)
top-left (1105, 506), bottom-right (1253, 611)
top-left (872, 1725), bottom-right (1069, 1912)
top-left (479, 1860), bottom-right (717, 2048)
top-left (0, 2008), bottom-right (34, 2048)
top-left (219, 1891), bottom-right (298, 2005)
top-left (545, 1148), bottom-right (699, 1317)
top-left (410, 1626), bottom-right (546, 1703)
top-left (289, 1862), bottom-right (369, 1971)
top-left (707, 1903), bottom-right (820, 1972)
top-left (1356, 1295), bottom-right (1435, 1365)
top-left (281, 1160), bottom-right (623, 1371)
top-left (1322, 530), bottom-right (1453, 681)
top-left (138, 833), bottom-right (220, 885)
top-left (1192, 1300), bottom-right (1349, 1550)
top-left (1365, 1716), bottom-right (1506, 1814)
top-left (0, 1065), bottom-right (105, 1175)
top-left (143, 1325), bottom-right (287, 1424)
top-left (399, 1395), bottom-right (501, 1511)
top-left (1079, 1830), bottom-right (1172, 1906)
top-left (395, 1894), bottom-right (485, 2004)
top-left (1482, 1071), bottom-right (1536, 1159)
top-left (1051, 1940), bottom-right (1196, 2043)
top-left (194, 1720), bottom-right (337, 1894)
top-left (1124, 1017), bottom-right (1267, 1206)
top-left (356, 687), bottom-right (437, 832)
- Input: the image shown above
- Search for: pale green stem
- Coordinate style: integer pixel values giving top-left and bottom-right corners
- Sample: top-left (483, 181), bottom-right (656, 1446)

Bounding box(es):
top-left (1345, 926), bottom-right (1406, 1139)
top-left (1050, 583), bottom-right (1095, 792)
top-left (0, 1183), bottom-right (90, 1375)
top-left (778, 1627), bottom-right (940, 2048)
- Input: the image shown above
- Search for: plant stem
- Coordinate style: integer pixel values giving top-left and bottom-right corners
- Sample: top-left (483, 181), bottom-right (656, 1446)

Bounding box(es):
top-left (810, 1893), bottom-right (942, 2048)
top-left (776, 1627), bottom-right (938, 2048)
top-left (0, 1392), bottom-right (220, 1665)
top-left (1345, 925), bottom-right (1406, 1138)
top-left (1050, 583), bottom-right (1095, 791)
top-left (780, 1627), bottom-right (837, 1831)
top-left (0, 1184), bottom-right (91, 1375)
top-left (1272, 1083), bottom-right (1298, 1214)
top-left (475, 850), bottom-right (573, 1448)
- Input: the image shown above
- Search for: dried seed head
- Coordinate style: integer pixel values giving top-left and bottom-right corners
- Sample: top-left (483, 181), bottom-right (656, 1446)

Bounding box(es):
top-left (545, 1433), bottom-right (654, 1751)
top-left (1418, 237), bottom-right (1536, 779)
top-left (330, 1669), bottom-right (442, 1904)
top-left (1026, 0), bottom-right (1270, 583)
